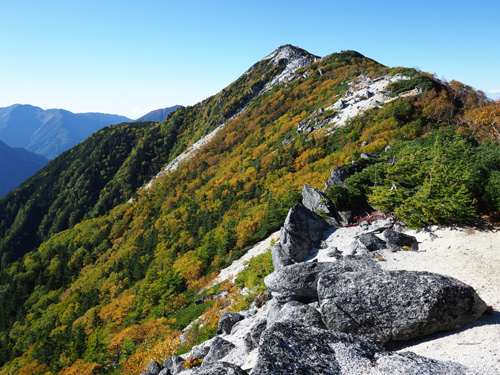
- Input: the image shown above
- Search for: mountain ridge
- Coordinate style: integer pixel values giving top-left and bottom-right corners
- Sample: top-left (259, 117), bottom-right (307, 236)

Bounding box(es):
top-left (136, 105), bottom-right (183, 122)
top-left (0, 46), bottom-right (497, 375)
top-left (0, 104), bottom-right (133, 159)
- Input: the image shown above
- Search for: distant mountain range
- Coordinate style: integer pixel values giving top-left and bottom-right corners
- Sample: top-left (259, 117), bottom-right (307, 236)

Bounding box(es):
top-left (0, 139), bottom-right (48, 197)
top-left (0, 104), bottom-right (132, 159)
top-left (136, 105), bottom-right (182, 122)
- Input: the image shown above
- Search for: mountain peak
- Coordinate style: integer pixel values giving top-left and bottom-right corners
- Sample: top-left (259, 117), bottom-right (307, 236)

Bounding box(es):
top-left (262, 44), bottom-right (319, 66)
top-left (260, 45), bottom-right (319, 90)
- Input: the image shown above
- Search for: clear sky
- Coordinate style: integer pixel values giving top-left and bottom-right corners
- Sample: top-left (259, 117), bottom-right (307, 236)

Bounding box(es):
top-left (0, 0), bottom-right (498, 119)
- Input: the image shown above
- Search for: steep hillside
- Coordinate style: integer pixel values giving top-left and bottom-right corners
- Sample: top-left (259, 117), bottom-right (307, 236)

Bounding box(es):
top-left (136, 105), bottom-right (182, 122)
top-left (0, 141), bottom-right (48, 197)
top-left (0, 46), bottom-right (496, 375)
top-left (0, 105), bottom-right (132, 159)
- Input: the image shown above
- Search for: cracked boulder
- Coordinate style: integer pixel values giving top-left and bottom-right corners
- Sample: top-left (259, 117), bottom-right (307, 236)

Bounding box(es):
top-left (265, 257), bottom-right (381, 302)
top-left (318, 270), bottom-right (487, 345)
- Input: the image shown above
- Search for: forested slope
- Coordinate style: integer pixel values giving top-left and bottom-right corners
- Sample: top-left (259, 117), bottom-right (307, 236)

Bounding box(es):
top-left (0, 46), bottom-right (498, 375)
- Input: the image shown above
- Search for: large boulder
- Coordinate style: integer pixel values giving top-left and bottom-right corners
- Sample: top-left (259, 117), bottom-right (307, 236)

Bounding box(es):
top-left (318, 270), bottom-right (487, 345)
top-left (217, 312), bottom-right (244, 335)
top-left (279, 204), bottom-right (329, 264)
top-left (302, 185), bottom-right (340, 226)
top-left (265, 257), bottom-right (381, 302)
top-left (383, 229), bottom-right (418, 250)
top-left (252, 321), bottom-right (379, 375)
top-left (252, 322), bottom-right (471, 375)
top-left (202, 337), bottom-right (235, 366)
top-left (267, 300), bottom-right (325, 329)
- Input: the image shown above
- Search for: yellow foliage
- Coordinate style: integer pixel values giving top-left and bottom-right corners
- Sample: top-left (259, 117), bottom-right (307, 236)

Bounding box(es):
top-left (173, 251), bottom-right (203, 289)
top-left (121, 330), bottom-right (182, 375)
top-left (99, 292), bottom-right (135, 325)
top-left (57, 359), bottom-right (101, 375)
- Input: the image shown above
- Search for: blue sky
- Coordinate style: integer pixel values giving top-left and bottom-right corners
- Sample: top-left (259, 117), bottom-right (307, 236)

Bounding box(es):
top-left (0, 0), bottom-right (498, 119)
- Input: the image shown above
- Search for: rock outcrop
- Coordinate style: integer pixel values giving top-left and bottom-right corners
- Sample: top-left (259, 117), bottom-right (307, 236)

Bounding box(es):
top-left (146, 180), bottom-right (489, 375)
top-left (272, 204), bottom-right (329, 270)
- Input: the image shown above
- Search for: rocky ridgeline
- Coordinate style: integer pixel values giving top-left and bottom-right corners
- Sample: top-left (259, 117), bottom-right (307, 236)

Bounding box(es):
top-left (139, 173), bottom-right (488, 375)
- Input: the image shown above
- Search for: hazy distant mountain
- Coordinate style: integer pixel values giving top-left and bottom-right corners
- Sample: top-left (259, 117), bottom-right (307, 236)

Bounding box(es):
top-left (0, 140), bottom-right (48, 197)
top-left (0, 104), bottom-right (132, 159)
top-left (136, 105), bottom-right (182, 122)
top-left (76, 112), bottom-right (132, 126)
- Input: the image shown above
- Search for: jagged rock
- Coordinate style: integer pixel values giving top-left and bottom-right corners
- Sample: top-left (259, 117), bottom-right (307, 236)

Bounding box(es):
top-left (158, 369), bottom-right (169, 375)
top-left (244, 319), bottom-right (267, 351)
top-left (265, 257), bottom-right (381, 302)
top-left (358, 233), bottom-right (387, 252)
top-left (217, 312), bottom-right (244, 335)
top-left (268, 300), bottom-right (325, 329)
top-left (371, 351), bottom-right (471, 374)
top-left (324, 167), bottom-right (350, 191)
top-left (318, 270), bottom-right (487, 345)
top-left (252, 321), bottom-right (379, 375)
top-left (147, 360), bottom-right (161, 375)
top-left (202, 337), bottom-right (235, 366)
top-left (302, 185), bottom-right (340, 226)
top-left (383, 229), bottom-right (418, 250)
top-left (163, 355), bottom-right (185, 374)
top-left (278, 204), bottom-right (329, 266)
top-left (192, 361), bottom-right (247, 375)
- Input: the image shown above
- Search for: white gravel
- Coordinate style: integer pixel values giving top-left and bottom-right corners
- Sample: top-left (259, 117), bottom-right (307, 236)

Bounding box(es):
top-left (315, 221), bottom-right (500, 374)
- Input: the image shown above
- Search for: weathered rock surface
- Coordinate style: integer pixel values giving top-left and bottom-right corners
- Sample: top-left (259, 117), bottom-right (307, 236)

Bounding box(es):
top-left (243, 318), bottom-right (267, 351)
top-left (252, 322), bottom-right (472, 375)
top-left (383, 228), bottom-right (418, 250)
top-left (265, 257), bottom-right (381, 302)
top-left (324, 167), bottom-right (350, 191)
top-left (270, 243), bottom-right (293, 271)
top-left (252, 321), bottom-right (379, 375)
top-left (318, 270), bottom-right (488, 344)
top-left (301, 185), bottom-right (339, 226)
top-left (370, 351), bottom-right (472, 375)
top-left (267, 300), bottom-right (325, 329)
top-left (202, 337), bottom-right (235, 366)
top-left (217, 312), bottom-right (244, 335)
top-left (147, 360), bottom-right (161, 375)
top-left (192, 361), bottom-right (247, 374)
top-left (163, 355), bottom-right (185, 374)
top-left (278, 204), bottom-right (329, 267)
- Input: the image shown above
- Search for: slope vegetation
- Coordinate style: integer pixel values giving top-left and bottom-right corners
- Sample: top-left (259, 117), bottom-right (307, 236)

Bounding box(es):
top-left (0, 46), bottom-right (497, 375)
